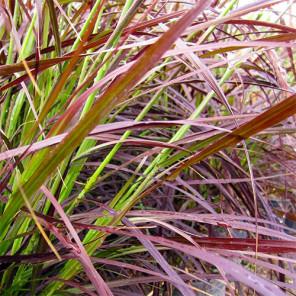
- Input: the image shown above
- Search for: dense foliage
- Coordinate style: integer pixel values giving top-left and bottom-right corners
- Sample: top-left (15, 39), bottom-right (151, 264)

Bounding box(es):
top-left (0, 0), bottom-right (295, 295)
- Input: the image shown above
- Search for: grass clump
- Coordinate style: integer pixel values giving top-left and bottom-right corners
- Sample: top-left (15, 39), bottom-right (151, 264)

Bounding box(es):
top-left (0, 0), bottom-right (296, 295)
